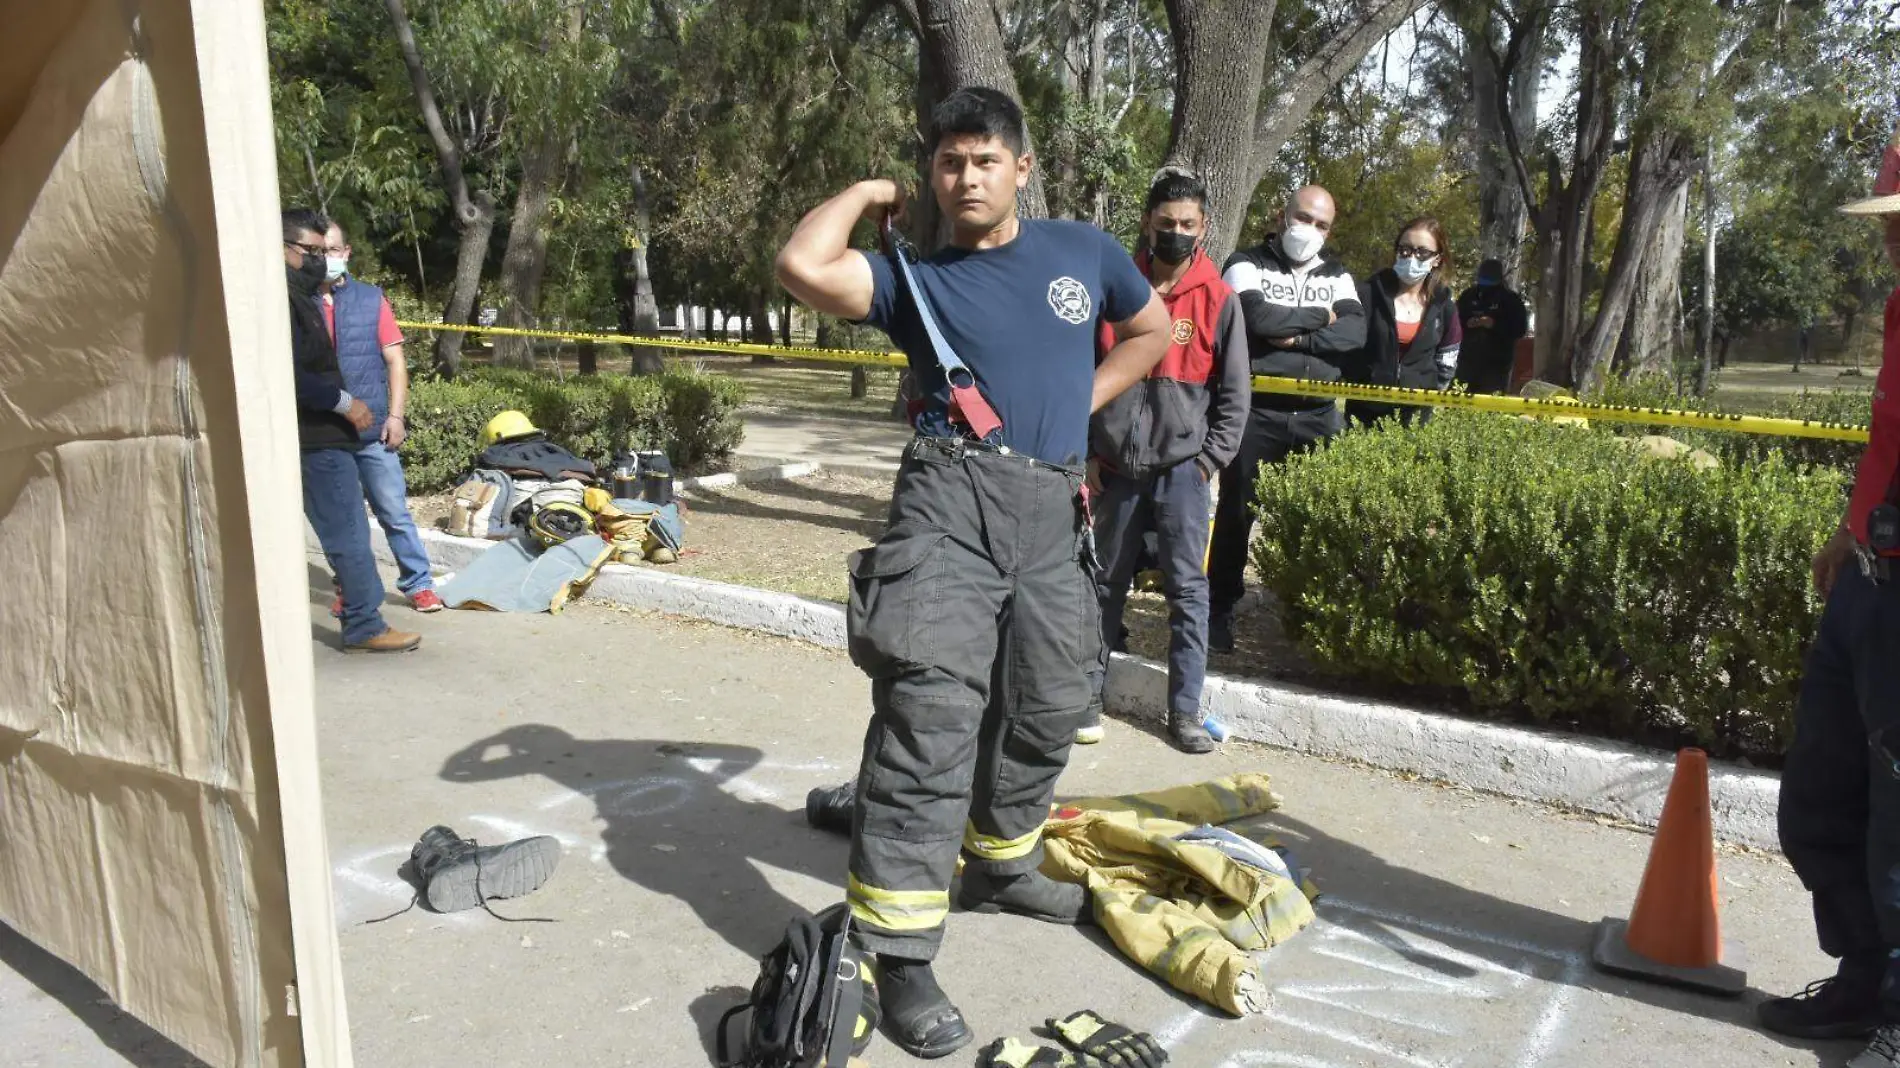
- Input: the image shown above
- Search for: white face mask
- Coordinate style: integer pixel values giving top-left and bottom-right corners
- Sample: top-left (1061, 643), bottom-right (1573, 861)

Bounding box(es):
top-left (325, 256), bottom-right (348, 282)
top-left (1280, 223), bottom-right (1325, 265)
top-left (1393, 255), bottom-right (1433, 285)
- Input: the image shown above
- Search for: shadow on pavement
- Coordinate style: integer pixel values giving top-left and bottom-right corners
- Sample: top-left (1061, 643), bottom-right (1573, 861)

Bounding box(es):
top-left (0, 922), bottom-right (209, 1068)
top-left (438, 724), bottom-right (848, 960)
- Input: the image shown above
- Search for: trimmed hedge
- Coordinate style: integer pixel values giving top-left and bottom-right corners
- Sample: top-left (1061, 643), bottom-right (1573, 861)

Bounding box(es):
top-left (401, 368), bottom-right (746, 493)
top-left (1251, 410), bottom-right (1844, 760)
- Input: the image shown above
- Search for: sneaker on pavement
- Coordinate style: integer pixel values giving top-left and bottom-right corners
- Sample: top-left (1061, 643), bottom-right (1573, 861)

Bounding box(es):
top-left (1758, 974), bottom-right (1884, 1041)
top-left (410, 589), bottom-right (445, 613)
top-left (345, 628), bottom-right (422, 654)
top-left (1209, 613), bottom-right (1235, 654)
top-left (1169, 713), bottom-right (1216, 754)
top-left (1850, 1024), bottom-right (1900, 1068)
top-left (1075, 708), bottom-right (1105, 745)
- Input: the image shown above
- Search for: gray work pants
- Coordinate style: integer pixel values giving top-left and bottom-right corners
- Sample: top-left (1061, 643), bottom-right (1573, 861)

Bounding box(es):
top-left (845, 436), bottom-right (1097, 960)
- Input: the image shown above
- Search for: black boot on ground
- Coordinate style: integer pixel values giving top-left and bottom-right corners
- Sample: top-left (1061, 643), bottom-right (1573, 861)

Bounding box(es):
top-left (871, 955), bottom-right (971, 1060)
top-left (1758, 963), bottom-right (1885, 1041)
top-left (957, 867), bottom-right (1093, 925)
top-left (804, 780), bottom-right (856, 836)
top-left (1169, 712), bottom-right (1216, 754)
top-left (409, 825), bottom-right (561, 914)
top-left (1208, 612), bottom-right (1235, 654)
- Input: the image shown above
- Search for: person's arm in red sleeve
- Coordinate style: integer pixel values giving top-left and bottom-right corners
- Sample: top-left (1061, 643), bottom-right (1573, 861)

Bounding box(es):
top-left (378, 296), bottom-right (410, 447)
top-left (1848, 290), bottom-right (1900, 546)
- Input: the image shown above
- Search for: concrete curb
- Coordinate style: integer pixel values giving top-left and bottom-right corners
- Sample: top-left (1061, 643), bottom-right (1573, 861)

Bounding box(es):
top-left (362, 525), bottom-right (1782, 851)
top-left (678, 461), bottom-right (823, 494)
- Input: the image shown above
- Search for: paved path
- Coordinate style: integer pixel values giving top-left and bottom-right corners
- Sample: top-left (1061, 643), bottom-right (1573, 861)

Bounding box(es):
top-left (2, 564), bottom-right (1849, 1067)
top-left (736, 407), bottom-right (912, 473)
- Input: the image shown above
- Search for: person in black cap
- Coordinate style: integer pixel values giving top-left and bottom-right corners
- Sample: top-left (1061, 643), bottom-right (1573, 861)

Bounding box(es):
top-left (1455, 259), bottom-right (1529, 396)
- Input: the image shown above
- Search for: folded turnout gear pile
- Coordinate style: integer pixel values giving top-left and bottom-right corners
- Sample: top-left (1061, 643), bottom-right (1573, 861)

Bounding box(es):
top-left (438, 410), bottom-right (688, 614)
top-left (1044, 774), bottom-right (1319, 1016)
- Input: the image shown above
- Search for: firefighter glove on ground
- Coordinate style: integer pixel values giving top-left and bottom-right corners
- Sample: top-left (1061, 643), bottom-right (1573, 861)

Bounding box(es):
top-left (977, 1036), bottom-right (1096, 1067)
top-left (1049, 1011), bottom-right (1168, 1068)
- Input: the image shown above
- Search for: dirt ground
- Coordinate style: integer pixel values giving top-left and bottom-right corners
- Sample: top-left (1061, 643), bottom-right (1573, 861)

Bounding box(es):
top-left (412, 470), bottom-right (1319, 682)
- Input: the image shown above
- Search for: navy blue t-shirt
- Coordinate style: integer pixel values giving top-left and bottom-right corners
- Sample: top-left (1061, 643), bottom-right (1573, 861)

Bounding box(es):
top-left (859, 218), bottom-right (1151, 466)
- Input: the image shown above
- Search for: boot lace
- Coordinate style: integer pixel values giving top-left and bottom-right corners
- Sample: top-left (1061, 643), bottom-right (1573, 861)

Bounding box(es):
top-left (362, 834), bottom-right (554, 925)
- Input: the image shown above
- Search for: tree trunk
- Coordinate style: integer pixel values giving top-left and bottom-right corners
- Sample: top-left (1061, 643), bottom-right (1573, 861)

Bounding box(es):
top-left (914, 0), bottom-right (1048, 220)
top-left (748, 290), bottom-right (777, 361)
top-left (577, 341), bottom-right (598, 376)
top-left (494, 125), bottom-right (568, 370)
top-left (615, 163), bottom-right (666, 376)
top-left (436, 193), bottom-right (495, 378)
top-left (1696, 143), bottom-right (1717, 395)
top-left (1162, 0), bottom-right (1428, 262)
top-left (1572, 126), bottom-right (1697, 392)
top-left (1614, 182), bottom-right (1688, 380)
top-left (779, 296), bottom-right (793, 347)
top-left (1463, 6), bottom-right (1546, 280)
top-left (382, 0), bottom-right (495, 379)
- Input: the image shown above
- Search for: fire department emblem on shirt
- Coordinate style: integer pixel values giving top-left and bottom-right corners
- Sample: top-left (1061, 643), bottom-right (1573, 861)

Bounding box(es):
top-left (1047, 277), bottom-right (1092, 324)
top-left (1171, 318), bottom-right (1194, 345)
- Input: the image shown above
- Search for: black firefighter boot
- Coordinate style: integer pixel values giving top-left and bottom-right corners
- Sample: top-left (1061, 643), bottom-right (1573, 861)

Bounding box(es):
top-left (956, 865), bottom-right (1094, 926)
top-left (410, 825), bottom-right (562, 914)
top-left (805, 779), bottom-right (857, 836)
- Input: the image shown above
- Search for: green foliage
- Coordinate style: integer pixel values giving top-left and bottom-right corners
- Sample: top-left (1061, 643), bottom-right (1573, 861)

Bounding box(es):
top-left (402, 367), bottom-right (746, 492)
top-left (1251, 410), bottom-right (1843, 759)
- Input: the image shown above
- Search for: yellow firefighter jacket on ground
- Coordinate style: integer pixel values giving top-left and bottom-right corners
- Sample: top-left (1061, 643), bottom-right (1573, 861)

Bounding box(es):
top-left (482, 409), bottom-right (541, 446)
top-left (1042, 774), bottom-right (1319, 1016)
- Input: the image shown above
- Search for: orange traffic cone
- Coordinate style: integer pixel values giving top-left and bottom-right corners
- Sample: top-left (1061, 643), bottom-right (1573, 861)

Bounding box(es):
top-left (1590, 748), bottom-right (1747, 995)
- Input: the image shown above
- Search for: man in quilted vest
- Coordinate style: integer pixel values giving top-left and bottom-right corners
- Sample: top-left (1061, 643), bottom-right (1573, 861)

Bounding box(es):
top-left (320, 221), bottom-right (442, 614)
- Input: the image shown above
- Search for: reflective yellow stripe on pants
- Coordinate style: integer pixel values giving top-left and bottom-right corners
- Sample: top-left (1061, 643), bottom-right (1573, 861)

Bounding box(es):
top-left (962, 822), bottom-right (1041, 863)
top-left (847, 875), bottom-right (950, 932)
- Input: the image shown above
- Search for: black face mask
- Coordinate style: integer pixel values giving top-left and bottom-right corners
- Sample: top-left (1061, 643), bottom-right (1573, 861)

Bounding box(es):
top-left (287, 252), bottom-right (327, 295)
top-left (1151, 230), bottom-right (1198, 265)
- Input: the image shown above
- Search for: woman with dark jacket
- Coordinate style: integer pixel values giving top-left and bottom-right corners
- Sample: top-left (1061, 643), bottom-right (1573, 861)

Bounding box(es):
top-left (1343, 216), bottom-right (1463, 427)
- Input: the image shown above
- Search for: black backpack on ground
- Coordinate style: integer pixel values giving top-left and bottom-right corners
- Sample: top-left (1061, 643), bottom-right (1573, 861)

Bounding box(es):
top-left (716, 903), bottom-right (873, 1067)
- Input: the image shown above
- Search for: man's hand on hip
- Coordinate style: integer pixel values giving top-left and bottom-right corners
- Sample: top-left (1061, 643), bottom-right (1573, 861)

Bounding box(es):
top-left (1814, 524), bottom-right (1857, 599)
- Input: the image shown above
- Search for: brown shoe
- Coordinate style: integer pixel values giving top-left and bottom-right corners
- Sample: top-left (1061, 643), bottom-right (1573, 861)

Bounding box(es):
top-left (345, 628), bottom-right (422, 654)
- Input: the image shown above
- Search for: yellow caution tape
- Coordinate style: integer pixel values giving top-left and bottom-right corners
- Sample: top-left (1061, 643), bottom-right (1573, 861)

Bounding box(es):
top-left (397, 319), bottom-right (1871, 444)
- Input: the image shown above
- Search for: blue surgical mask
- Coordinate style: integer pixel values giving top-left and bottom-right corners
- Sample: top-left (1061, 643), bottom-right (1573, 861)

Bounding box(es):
top-left (325, 256), bottom-right (348, 282)
top-left (1393, 256), bottom-right (1433, 285)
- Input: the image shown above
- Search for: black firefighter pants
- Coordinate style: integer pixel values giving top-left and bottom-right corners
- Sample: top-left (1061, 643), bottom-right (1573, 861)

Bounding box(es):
top-left (845, 436), bottom-right (1097, 960)
top-left (1206, 401), bottom-right (1341, 618)
top-left (1780, 562), bottom-right (1900, 998)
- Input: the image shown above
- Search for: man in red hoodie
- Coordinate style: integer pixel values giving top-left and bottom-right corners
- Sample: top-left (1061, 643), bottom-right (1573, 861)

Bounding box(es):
top-left (1761, 128), bottom-right (1900, 1068)
top-left (1080, 168), bottom-right (1252, 753)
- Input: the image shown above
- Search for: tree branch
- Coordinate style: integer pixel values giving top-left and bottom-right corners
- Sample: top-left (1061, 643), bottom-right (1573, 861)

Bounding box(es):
top-left (383, 0), bottom-right (475, 223)
top-left (650, 0), bottom-right (684, 47)
top-left (1487, 15), bottom-right (1543, 227)
top-left (1254, 0), bottom-right (1430, 154)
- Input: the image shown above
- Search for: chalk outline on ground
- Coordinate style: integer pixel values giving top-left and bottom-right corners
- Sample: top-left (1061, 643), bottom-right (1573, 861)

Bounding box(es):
top-left (340, 465), bottom-right (1782, 851)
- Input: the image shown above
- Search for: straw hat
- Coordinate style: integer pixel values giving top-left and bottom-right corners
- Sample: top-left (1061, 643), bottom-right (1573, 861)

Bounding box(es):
top-left (1841, 126), bottom-right (1900, 217)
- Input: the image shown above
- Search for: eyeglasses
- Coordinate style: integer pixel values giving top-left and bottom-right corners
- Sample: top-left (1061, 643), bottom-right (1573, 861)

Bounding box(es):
top-left (1396, 245), bottom-right (1440, 261)
top-left (285, 240), bottom-right (324, 257)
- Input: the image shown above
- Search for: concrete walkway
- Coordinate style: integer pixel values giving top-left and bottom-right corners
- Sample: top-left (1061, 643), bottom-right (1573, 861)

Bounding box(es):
top-left (735, 407), bottom-right (913, 473)
top-left (3, 564), bottom-right (1846, 1067)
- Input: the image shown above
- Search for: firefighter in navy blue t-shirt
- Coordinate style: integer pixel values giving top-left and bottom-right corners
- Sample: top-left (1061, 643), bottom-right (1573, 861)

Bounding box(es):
top-left (776, 87), bottom-right (1169, 1058)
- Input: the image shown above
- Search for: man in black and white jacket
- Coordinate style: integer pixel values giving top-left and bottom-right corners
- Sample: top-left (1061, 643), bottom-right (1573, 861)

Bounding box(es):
top-left (1207, 185), bottom-right (1364, 652)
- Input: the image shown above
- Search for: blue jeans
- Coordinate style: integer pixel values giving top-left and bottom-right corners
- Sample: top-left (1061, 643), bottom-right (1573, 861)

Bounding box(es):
top-left (302, 448), bottom-right (388, 646)
top-left (353, 442), bottom-right (434, 597)
top-left (1085, 459), bottom-right (1213, 722)
top-left (1778, 563), bottom-right (1900, 999)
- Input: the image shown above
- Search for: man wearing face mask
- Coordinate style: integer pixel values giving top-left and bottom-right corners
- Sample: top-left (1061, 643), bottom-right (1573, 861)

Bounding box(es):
top-left (319, 220), bottom-right (442, 616)
top-left (1456, 259), bottom-right (1530, 396)
top-left (1080, 168), bottom-right (1251, 754)
top-left (283, 208), bottom-right (421, 654)
top-left (1207, 185), bottom-right (1364, 652)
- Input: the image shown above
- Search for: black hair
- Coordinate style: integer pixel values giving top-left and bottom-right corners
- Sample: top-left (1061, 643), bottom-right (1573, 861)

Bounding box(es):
top-left (1145, 168), bottom-right (1208, 214)
top-left (928, 87), bottom-right (1027, 157)
top-left (282, 207), bottom-right (331, 243)
top-left (1476, 258), bottom-right (1505, 282)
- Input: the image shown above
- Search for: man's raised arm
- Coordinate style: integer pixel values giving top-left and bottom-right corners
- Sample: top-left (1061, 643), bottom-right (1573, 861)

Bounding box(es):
top-left (1091, 290), bottom-right (1170, 413)
top-left (774, 180), bottom-right (903, 321)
